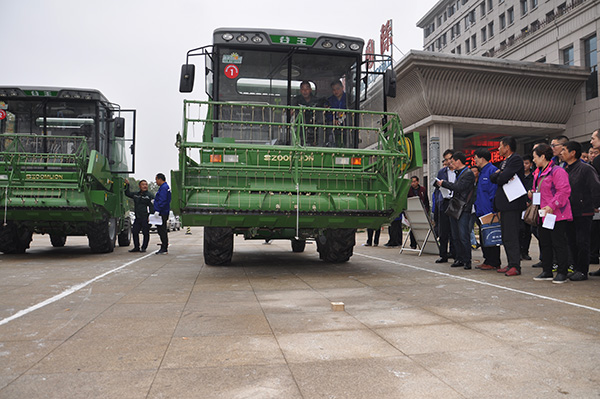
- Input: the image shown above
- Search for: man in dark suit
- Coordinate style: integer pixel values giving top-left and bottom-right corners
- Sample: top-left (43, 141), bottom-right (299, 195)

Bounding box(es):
top-left (490, 136), bottom-right (528, 276)
top-left (432, 149), bottom-right (456, 263)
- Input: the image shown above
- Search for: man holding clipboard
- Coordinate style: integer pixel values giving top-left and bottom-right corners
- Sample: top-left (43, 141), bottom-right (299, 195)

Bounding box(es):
top-left (490, 137), bottom-right (528, 276)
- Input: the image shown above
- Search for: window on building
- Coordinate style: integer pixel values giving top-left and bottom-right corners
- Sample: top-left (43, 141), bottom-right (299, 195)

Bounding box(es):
top-left (521, 26), bottom-right (528, 35)
top-left (457, 44), bottom-right (462, 54)
top-left (457, 0), bottom-right (461, 11)
top-left (449, 3), bottom-right (456, 16)
top-left (462, 0), bottom-right (468, 4)
top-left (499, 13), bottom-right (506, 30)
top-left (531, 20), bottom-right (540, 32)
top-left (508, 7), bottom-right (514, 24)
top-left (488, 21), bottom-right (495, 37)
top-left (487, 0), bottom-right (493, 11)
top-left (546, 10), bottom-right (555, 22)
top-left (451, 48), bottom-right (456, 54)
top-left (480, 2), bottom-right (486, 16)
top-left (558, 2), bottom-right (567, 15)
top-left (531, 0), bottom-right (538, 9)
top-left (466, 38), bottom-right (471, 53)
top-left (563, 46), bottom-right (574, 66)
top-left (536, 56), bottom-right (546, 63)
top-left (472, 34), bottom-right (477, 49)
top-left (469, 9), bottom-right (476, 24)
top-left (500, 40), bottom-right (507, 48)
top-left (442, 32), bottom-right (447, 47)
top-left (455, 22), bottom-right (461, 37)
top-left (438, 16), bottom-right (443, 27)
top-left (464, 16), bottom-right (469, 30)
top-left (584, 35), bottom-right (598, 99)
top-left (520, 0), bottom-right (528, 15)
top-left (481, 26), bottom-right (487, 42)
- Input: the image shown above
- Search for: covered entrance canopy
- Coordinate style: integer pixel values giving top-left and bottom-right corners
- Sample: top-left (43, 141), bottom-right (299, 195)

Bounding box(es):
top-left (388, 51), bottom-right (590, 177)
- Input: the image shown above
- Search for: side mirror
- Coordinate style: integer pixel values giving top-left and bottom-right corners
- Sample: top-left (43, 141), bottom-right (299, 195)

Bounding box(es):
top-left (384, 69), bottom-right (396, 98)
top-left (114, 117), bottom-right (125, 138)
top-left (179, 64), bottom-right (196, 93)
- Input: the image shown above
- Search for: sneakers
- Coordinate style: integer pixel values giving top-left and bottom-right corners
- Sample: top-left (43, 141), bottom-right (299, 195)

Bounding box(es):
top-left (497, 267), bottom-right (509, 273)
top-left (140, 248), bottom-right (146, 253)
top-left (531, 261), bottom-right (543, 268)
top-left (569, 271), bottom-right (588, 281)
top-left (552, 273), bottom-right (568, 284)
top-left (521, 254), bottom-right (532, 260)
top-left (128, 248), bottom-right (140, 253)
top-left (505, 267), bottom-right (521, 276)
top-left (533, 272), bottom-right (554, 281)
top-left (155, 249), bottom-right (168, 255)
top-left (476, 264), bottom-right (497, 270)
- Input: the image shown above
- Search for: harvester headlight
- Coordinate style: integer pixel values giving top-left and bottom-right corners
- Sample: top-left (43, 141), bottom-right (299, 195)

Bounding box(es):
top-left (336, 41), bottom-right (347, 49)
top-left (349, 43), bottom-right (360, 51)
top-left (322, 40), bottom-right (333, 49)
top-left (237, 34), bottom-right (249, 43)
top-left (222, 33), bottom-right (234, 41)
top-left (251, 35), bottom-right (263, 43)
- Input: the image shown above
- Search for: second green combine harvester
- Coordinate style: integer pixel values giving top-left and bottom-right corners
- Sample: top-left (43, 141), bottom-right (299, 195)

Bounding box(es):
top-left (173, 28), bottom-right (422, 265)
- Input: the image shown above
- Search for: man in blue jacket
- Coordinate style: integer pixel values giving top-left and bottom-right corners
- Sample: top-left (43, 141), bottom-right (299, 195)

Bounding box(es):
top-left (473, 148), bottom-right (501, 270)
top-left (154, 173), bottom-right (171, 255)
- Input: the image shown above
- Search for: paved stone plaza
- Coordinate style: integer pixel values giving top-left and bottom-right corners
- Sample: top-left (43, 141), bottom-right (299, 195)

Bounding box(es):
top-left (1, 229), bottom-right (599, 398)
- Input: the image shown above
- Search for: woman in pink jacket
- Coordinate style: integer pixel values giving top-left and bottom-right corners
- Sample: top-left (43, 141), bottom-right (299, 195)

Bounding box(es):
top-left (530, 143), bottom-right (573, 284)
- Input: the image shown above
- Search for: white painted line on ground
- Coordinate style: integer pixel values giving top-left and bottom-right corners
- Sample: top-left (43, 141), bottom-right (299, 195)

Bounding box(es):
top-left (355, 252), bottom-right (600, 314)
top-left (0, 252), bottom-right (155, 327)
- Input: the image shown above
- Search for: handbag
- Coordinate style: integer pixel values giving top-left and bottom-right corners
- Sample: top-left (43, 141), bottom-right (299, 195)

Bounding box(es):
top-left (480, 214), bottom-right (502, 247)
top-left (445, 196), bottom-right (468, 220)
top-left (523, 203), bottom-right (539, 226)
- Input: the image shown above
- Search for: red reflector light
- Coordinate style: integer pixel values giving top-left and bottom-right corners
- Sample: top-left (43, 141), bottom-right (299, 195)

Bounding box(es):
top-left (210, 154), bottom-right (222, 162)
top-left (351, 157), bottom-right (362, 166)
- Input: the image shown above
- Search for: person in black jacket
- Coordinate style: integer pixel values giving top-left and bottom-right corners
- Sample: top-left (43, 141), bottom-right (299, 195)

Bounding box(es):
top-left (490, 137), bottom-right (528, 276)
top-left (436, 152), bottom-right (475, 269)
top-left (562, 142), bottom-right (600, 280)
top-left (125, 179), bottom-right (154, 253)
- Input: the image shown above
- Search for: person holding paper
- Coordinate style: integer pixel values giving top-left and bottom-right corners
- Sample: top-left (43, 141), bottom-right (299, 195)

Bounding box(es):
top-left (490, 137), bottom-right (528, 276)
top-left (432, 149), bottom-right (456, 263)
top-left (530, 144), bottom-right (572, 284)
top-left (472, 149), bottom-right (501, 270)
top-left (154, 173), bottom-right (172, 255)
top-left (436, 152), bottom-right (475, 270)
top-left (125, 179), bottom-right (154, 253)
top-left (562, 141), bottom-right (600, 281)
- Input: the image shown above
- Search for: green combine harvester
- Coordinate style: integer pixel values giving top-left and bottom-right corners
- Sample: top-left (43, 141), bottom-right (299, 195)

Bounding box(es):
top-left (173, 28), bottom-right (422, 265)
top-left (0, 87), bottom-right (136, 253)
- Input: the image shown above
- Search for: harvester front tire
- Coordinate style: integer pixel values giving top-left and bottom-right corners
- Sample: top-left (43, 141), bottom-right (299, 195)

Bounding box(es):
top-left (0, 223), bottom-right (33, 254)
top-left (50, 234), bottom-right (67, 247)
top-left (203, 227), bottom-right (234, 266)
top-left (316, 228), bottom-right (355, 263)
top-left (87, 218), bottom-right (117, 253)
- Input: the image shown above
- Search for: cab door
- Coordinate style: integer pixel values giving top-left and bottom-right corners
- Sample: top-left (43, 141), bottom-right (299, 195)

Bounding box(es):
top-left (109, 109), bottom-right (136, 174)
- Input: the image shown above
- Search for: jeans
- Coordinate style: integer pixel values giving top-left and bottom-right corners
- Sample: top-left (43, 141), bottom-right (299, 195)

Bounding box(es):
top-left (449, 210), bottom-right (471, 264)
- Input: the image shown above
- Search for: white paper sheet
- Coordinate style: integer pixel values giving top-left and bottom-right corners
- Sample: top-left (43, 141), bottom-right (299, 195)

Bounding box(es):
top-left (149, 214), bottom-right (163, 225)
top-left (502, 175), bottom-right (527, 202)
top-left (532, 192), bottom-right (541, 205)
top-left (542, 213), bottom-right (556, 230)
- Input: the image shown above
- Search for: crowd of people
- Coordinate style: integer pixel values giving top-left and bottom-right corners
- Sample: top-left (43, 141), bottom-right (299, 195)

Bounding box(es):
top-left (427, 131), bottom-right (600, 283)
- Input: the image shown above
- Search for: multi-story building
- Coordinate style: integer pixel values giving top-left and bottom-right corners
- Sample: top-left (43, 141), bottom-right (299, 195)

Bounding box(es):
top-left (417, 0), bottom-right (598, 143)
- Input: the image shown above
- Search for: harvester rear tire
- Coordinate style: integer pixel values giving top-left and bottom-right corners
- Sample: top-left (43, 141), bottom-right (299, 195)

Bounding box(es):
top-left (0, 223), bottom-right (33, 254)
top-left (203, 227), bottom-right (234, 266)
top-left (118, 217), bottom-right (132, 247)
top-left (87, 218), bottom-right (117, 253)
top-left (291, 239), bottom-right (306, 253)
top-left (316, 228), bottom-right (355, 263)
top-left (50, 234), bottom-right (67, 247)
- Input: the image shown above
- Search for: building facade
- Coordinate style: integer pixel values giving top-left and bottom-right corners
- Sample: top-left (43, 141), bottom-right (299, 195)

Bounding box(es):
top-left (417, 0), bottom-right (599, 143)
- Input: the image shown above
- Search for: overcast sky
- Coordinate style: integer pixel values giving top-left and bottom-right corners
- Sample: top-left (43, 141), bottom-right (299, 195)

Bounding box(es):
top-left (3, 0), bottom-right (437, 179)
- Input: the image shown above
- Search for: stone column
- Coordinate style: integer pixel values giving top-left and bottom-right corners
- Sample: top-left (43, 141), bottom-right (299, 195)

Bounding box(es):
top-left (427, 123), bottom-right (453, 197)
